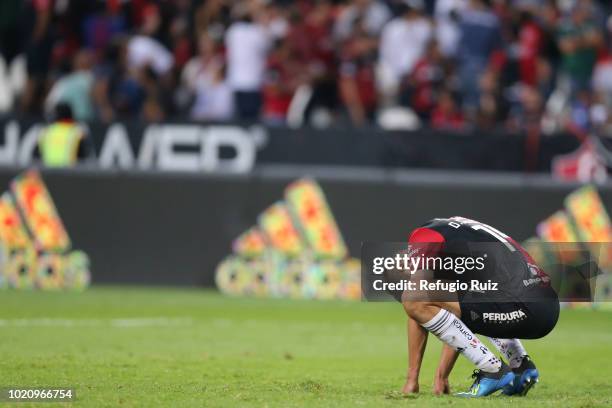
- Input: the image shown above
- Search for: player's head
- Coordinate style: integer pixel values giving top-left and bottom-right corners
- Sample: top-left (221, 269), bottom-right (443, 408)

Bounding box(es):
top-left (54, 103), bottom-right (74, 121)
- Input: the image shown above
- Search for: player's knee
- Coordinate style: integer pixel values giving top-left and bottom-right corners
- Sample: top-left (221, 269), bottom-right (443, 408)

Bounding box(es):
top-left (402, 300), bottom-right (430, 318)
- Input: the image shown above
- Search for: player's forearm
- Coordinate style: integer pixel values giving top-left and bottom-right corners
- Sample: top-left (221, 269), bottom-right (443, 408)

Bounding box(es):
top-left (436, 344), bottom-right (459, 380)
top-left (407, 316), bottom-right (428, 380)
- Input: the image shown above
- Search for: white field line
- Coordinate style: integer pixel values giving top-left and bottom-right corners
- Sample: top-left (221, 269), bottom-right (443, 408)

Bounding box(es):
top-left (0, 317), bottom-right (193, 327)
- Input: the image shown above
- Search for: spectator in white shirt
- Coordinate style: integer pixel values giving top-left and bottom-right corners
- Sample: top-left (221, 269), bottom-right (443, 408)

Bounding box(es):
top-left (225, 10), bottom-right (272, 120)
top-left (378, 0), bottom-right (432, 102)
top-left (435, 0), bottom-right (469, 57)
top-left (182, 34), bottom-right (233, 121)
top-left (334, 0), bottom-right (391, 41)
top-left (127, 35), bottom-right (174, 76)
top-left (126, 4), bottom-right (174, 77)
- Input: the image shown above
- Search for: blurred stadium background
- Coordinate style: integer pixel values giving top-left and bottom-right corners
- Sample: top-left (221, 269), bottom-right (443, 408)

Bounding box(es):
top-left (0, 0), bottom-right (612, 406)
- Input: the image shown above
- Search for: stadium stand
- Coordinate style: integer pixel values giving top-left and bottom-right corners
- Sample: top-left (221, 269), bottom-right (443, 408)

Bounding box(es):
top-left (0, 0), bottom-right (610, 136)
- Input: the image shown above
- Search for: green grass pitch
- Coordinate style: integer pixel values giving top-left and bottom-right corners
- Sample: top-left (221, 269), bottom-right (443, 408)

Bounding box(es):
top-left (1, 286), bottom-right (611, 407)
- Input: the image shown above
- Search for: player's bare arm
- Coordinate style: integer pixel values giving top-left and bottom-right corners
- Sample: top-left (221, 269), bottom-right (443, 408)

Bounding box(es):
top-left (433, 344), bottom-right (459, 395)
top-left (399, 268), bottom-right (462, 394)
top-left (402, 316), bottom-right (428, 394)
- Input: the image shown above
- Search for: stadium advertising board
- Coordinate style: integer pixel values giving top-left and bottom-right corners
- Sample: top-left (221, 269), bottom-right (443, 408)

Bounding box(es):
top-left (0, 120), bottom-right (266, 172)
top-left (0, 119), bottom-right (584, 173)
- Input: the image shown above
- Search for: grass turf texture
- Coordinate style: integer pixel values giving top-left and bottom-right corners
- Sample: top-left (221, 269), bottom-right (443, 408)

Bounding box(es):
top-left (1, 287), bottom-right (611, 407)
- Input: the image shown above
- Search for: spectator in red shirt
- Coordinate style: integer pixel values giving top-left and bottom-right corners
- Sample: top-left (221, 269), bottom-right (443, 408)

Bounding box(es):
top-left (262, 39), bottom-right (302, 125)
top-left (338, 19), bottom-right (378, 125)
top-left (404, 40), bottom-right (445, 119)
top-left (286, 2), bottom-right (335, 72)
top-left (517, 11), bottom-right (544, 86)
top-left (431, 89), bottom-right (465, 130)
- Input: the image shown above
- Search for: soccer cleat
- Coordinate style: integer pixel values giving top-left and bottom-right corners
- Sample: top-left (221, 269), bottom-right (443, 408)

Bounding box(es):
top-left (503, 355), bottom-right (539, 396)
top-left (456, 363), bottom-right (515, 397)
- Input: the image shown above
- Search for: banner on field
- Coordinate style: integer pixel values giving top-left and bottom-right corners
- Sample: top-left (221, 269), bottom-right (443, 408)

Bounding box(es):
top-left (232, 227), bottom-right (267, 258)
top-left (565, 186), bottom-right (612, 268)
top-left (285, 179), bottom-right (347, 260)
top-left (215, 178), bottom-right (360, 300)
top-left (530, 184), bottom-right (612, 306)
top-left (11, 170), bottom-right (71, 252)
top-left (0, 192), bottom-right (32, 249)
top-left (0, 169), bottom-right (91, 291)
top-left (258, 202), bottom-right (305, 257)
top-left (537, 210), bottom-right (583, 264)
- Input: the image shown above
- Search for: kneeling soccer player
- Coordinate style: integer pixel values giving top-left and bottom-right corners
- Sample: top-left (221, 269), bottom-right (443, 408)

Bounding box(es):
top-left (388, 217), bottom-right (559, 397)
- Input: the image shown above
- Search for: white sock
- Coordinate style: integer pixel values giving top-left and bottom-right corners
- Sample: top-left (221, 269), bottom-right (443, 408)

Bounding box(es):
top-left (422, 309), bottom-right (501, 373)
top-left (488, 337), bottom-right (527, 368)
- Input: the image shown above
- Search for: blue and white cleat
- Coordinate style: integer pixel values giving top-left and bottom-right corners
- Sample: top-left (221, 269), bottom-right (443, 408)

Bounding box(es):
top-left (503, 355), bottom-right (539, 396)
top-left (456, 363), bottom-right (515, 397)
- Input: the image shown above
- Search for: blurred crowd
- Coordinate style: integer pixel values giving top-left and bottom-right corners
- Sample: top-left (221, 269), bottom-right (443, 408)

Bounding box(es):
top-left (1, 0), bottom-right (612, 134)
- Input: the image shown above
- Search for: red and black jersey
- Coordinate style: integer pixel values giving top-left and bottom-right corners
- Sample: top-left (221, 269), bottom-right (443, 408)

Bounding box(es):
top-left (407, 217), bottom-right (551, 298)
top-left (397, 217), bottom-right (560, 339)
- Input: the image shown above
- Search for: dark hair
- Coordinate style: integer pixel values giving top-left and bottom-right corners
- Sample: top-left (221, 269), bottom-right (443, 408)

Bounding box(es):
top-left (54, 102), bottom-right (73, 121)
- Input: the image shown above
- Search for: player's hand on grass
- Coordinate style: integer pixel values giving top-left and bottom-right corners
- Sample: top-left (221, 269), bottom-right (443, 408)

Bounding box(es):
top-left (433, 376), bottom-right (450, 395)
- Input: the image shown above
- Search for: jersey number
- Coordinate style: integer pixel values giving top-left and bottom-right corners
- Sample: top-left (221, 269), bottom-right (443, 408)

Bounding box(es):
top-left (449, 218), bottom-right (516, 252)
